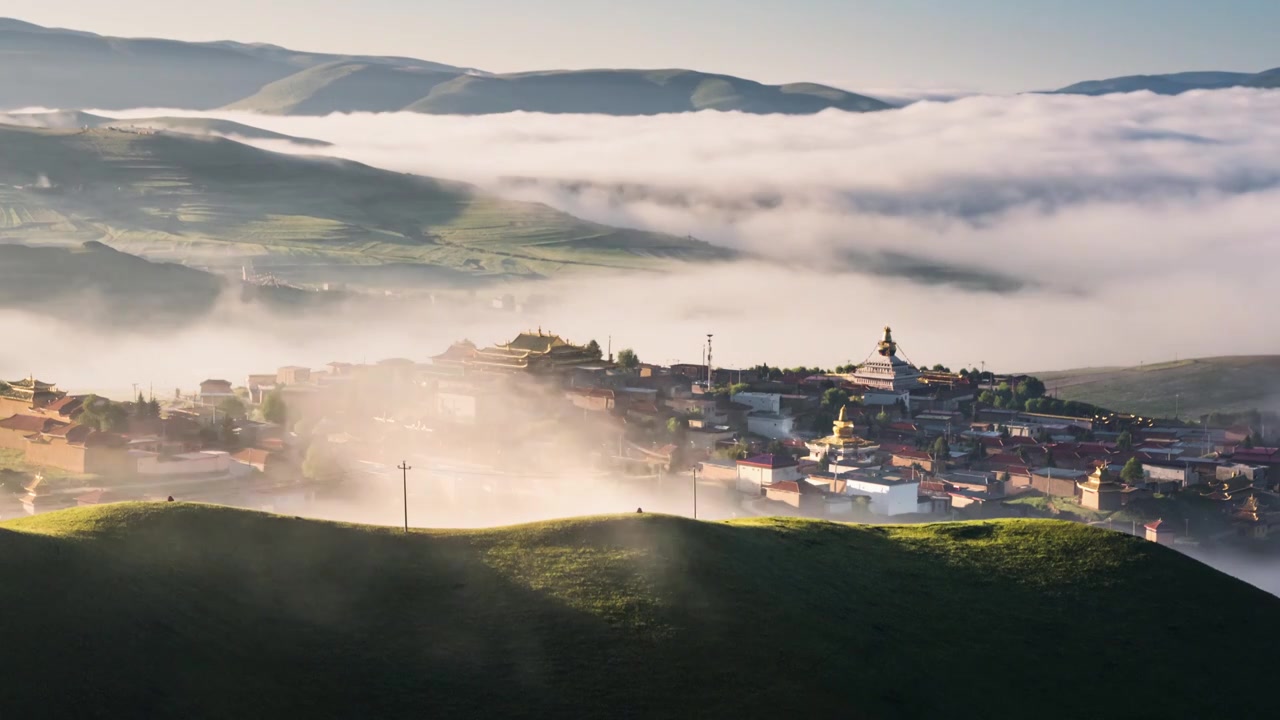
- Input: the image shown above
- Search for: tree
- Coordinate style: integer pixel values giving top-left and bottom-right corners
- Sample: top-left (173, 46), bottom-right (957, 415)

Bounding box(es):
top-left (134, 392), bottom-right (150, 419)
top-left (1116, 430), bottom-right (1134, 451)
top-left (1019, 377), bottom-right (1047, 399)
top-left (821, 387), bottom-right (851, 409)
top-left (302, 443), bottom-right (340, 481)
top-left (616, 348), bottom-right (640, 370)
top-left (585, 339), bottom-right (601, 357)
top-left (1242, 433), bottom-right (1257, 449)
top-left (666, 416), bottom-right (688, 437)
top-left (1120, 456), bottom-right (1145, 484)
top-left (931, 436), bottom-right (950, 459)
top-left (728, 382), bottom-right (750, 396)
top-left (146, 399), bottom-right (162, 419)
top-left (716, 443), bottom-right (749, 460)
top-left (766, 439), bottom-right (790, 457)
top-left (218, 397), bottom-right (247, 421)
top-left (261, 388), bottom-right (288, 425)
top-left (78, 395), bottom-right (128, 432)
top-left (218, 415), bottom-right (240, 450)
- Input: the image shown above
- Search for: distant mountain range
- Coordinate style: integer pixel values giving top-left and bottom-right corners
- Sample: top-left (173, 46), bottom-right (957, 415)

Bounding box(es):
top-left (1053, 68), bottom-right (1280, 95)
top-left (0, 18), bottom-right (891, 115)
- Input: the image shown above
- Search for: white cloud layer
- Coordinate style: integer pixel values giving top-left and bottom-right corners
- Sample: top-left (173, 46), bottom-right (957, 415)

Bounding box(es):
top-left (5, 89), bottom-right (1276, 377)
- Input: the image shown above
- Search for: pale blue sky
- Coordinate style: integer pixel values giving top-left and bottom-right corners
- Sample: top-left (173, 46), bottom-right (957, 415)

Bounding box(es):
top-left (8, 0), bottom-right (1279, 92)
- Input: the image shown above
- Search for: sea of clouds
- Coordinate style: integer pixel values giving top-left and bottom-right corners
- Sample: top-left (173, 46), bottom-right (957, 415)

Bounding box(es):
top-left (5, 89), bottom-right (1278, 387)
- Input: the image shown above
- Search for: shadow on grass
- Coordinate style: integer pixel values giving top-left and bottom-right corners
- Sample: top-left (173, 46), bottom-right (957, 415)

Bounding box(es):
top-left (0, 506), bottom-right (1274, 719)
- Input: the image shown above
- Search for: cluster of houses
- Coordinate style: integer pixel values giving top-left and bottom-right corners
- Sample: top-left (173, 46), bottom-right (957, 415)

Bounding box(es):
top-left (3, 325), bottom-right (1278, 543)
top-left (0, 375), bottom-right (313, 518)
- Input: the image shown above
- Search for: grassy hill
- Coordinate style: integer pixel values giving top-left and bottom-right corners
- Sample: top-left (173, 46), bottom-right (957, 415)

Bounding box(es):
top-left (223, 61), bottom-right (461, 115)
top-left (0, 110), bottom-right (329, 145)
top-left (0, 124), bottom-right (729, 280)
top-left (402, 69), bottom-right (891, 115)
top-left (0, 17), bottom-right (467, 110)
top-left (1053, 68), bottom-right (1279, 95)
top-left (0, 503), bottom-right (1274, 718)
top-left (1, 18), bottom-right (889, 116)
top-left (1034, 356), bottom-right (1280, 417)
top-left (230, 66), bottom-right (892, 116)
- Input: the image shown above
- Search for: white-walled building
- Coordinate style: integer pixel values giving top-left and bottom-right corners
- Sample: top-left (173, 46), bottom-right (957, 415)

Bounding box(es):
top-left (807, 469), bottom-right (922, 516)
top-left (734, 392), bottom-right (782, 414)
top-left (747, 412), bottom-right (796, 439)
top-left (736, 454), bottom-right (802, 495)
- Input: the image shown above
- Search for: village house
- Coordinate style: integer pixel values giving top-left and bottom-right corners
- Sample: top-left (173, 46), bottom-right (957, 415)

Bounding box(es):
top-left (23, 424), bottom-right (133, 476)
top-left (1144, 519), bottom-right (1175, 546)
top-left (1029, 467), bottom-right (1088, 498)
top-left (762, 479), bottom-right (824, 511)
top-left (736, 453), bottom-right (801, 495)
top-left (733, 392), bottom-right (797, 439)
top-left (0, 414), bottom-right (68, 450)
top-left (276, 366), bottom-right (312, 385)
top-left (811, 468), bottom-right (924, 516)
top-left (198, 379), bottom-right (235, 407)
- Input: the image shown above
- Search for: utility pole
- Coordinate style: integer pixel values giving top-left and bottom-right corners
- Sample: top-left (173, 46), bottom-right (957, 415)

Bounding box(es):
top-left (692, 465), bottom-right (699, 520)
top-left (706, 334), bottom-right (714, 388)
top-left (398, 461), bottom-right (412, 533)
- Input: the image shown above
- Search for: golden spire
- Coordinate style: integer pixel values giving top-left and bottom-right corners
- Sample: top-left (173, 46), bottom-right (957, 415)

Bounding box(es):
top-left (838, 405), bottom-right (847, 422)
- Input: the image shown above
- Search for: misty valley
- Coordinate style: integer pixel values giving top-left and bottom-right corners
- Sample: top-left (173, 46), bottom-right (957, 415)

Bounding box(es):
top-left (2, 9), bottom-right (1280, 720)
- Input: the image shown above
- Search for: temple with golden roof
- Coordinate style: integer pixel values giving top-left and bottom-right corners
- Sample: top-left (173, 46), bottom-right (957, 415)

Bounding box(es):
top-left (806, 405), bottom-right (879, 465)
top-left (431, 330), bottom-right (602, 376)
top-left (1078, 463), bottom-right (1123, 511)
top-left (852, 327), bottom-right (922, 391)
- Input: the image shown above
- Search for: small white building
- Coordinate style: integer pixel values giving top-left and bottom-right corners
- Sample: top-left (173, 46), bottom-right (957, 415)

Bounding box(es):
top-left (736, 454), bottom-right (801, 495)
top-left (734, 392), bottom-right (782, 414)
top-left (831, 471), bottom-right (922, 516)
top-left (747, 411), bottom-right (796, 439)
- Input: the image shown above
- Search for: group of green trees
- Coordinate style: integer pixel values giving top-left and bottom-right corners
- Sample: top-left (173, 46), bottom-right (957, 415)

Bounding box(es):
top-left (749, 363), bottom-right (832, 381)
top-left (132, 393), bottom-right (162, 420)
top-left (78, 395), bottom-right (129, 432)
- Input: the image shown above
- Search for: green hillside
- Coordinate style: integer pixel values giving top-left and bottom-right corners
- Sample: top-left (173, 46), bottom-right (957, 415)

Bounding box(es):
top-left (0, 17), bottom-right (467, 110)
top-left (1053, 68), bottom-right (1278, 95)
top-left (0, 242), bottom-right (346, 327)
top-left (0, 110), bottom-right (329, 145)
top-left (0, 503), bottom-right (1274, 718)
top-left (229, 65), bottom-right (891, 116)
top-left (0, 18), bottom-right (890, 116)
top-left (1035, 356), bottom-right (1280, 417)
top-left (402, 69), bottom-right (892, 115)
top-left (224, 61), bottom-right (460, 115)
top-left (0, 124), bottom-right (729, 280)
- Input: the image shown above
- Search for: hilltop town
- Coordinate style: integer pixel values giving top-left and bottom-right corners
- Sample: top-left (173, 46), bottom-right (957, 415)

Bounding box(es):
top-left (2, 326), bottom-right (1278, 547)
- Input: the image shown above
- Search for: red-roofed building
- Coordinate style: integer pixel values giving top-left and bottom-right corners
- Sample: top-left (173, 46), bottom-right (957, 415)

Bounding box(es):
top-left (736, 453), bottom-right (801, 494)
top-left (763, 478), bottom-right (821, 509)
top-left (0, 414), bottom-right (68, 450)
top-left (1144, 519), bottom-right (1175, 545)
top-left (232, 448), bottom-right (281, 474)
top-left (889, 449), bottom-right (936, 473)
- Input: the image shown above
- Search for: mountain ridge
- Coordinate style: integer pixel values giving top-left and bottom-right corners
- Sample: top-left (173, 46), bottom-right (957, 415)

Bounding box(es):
top-left (0, 17), bottom-right (890, 115)
top-left (1053, 67), bottom-right (1280, 95)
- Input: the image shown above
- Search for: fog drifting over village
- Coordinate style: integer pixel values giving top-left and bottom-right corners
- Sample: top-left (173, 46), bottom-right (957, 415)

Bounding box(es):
top-left (5, 89), bottom-right (1280, 394)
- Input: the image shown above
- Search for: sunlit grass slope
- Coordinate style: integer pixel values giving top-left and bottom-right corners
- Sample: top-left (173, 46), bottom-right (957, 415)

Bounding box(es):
top-left (1, 503), bottom-right (1274, 718)
top-left (0, 125), bottom-right (730, 278)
